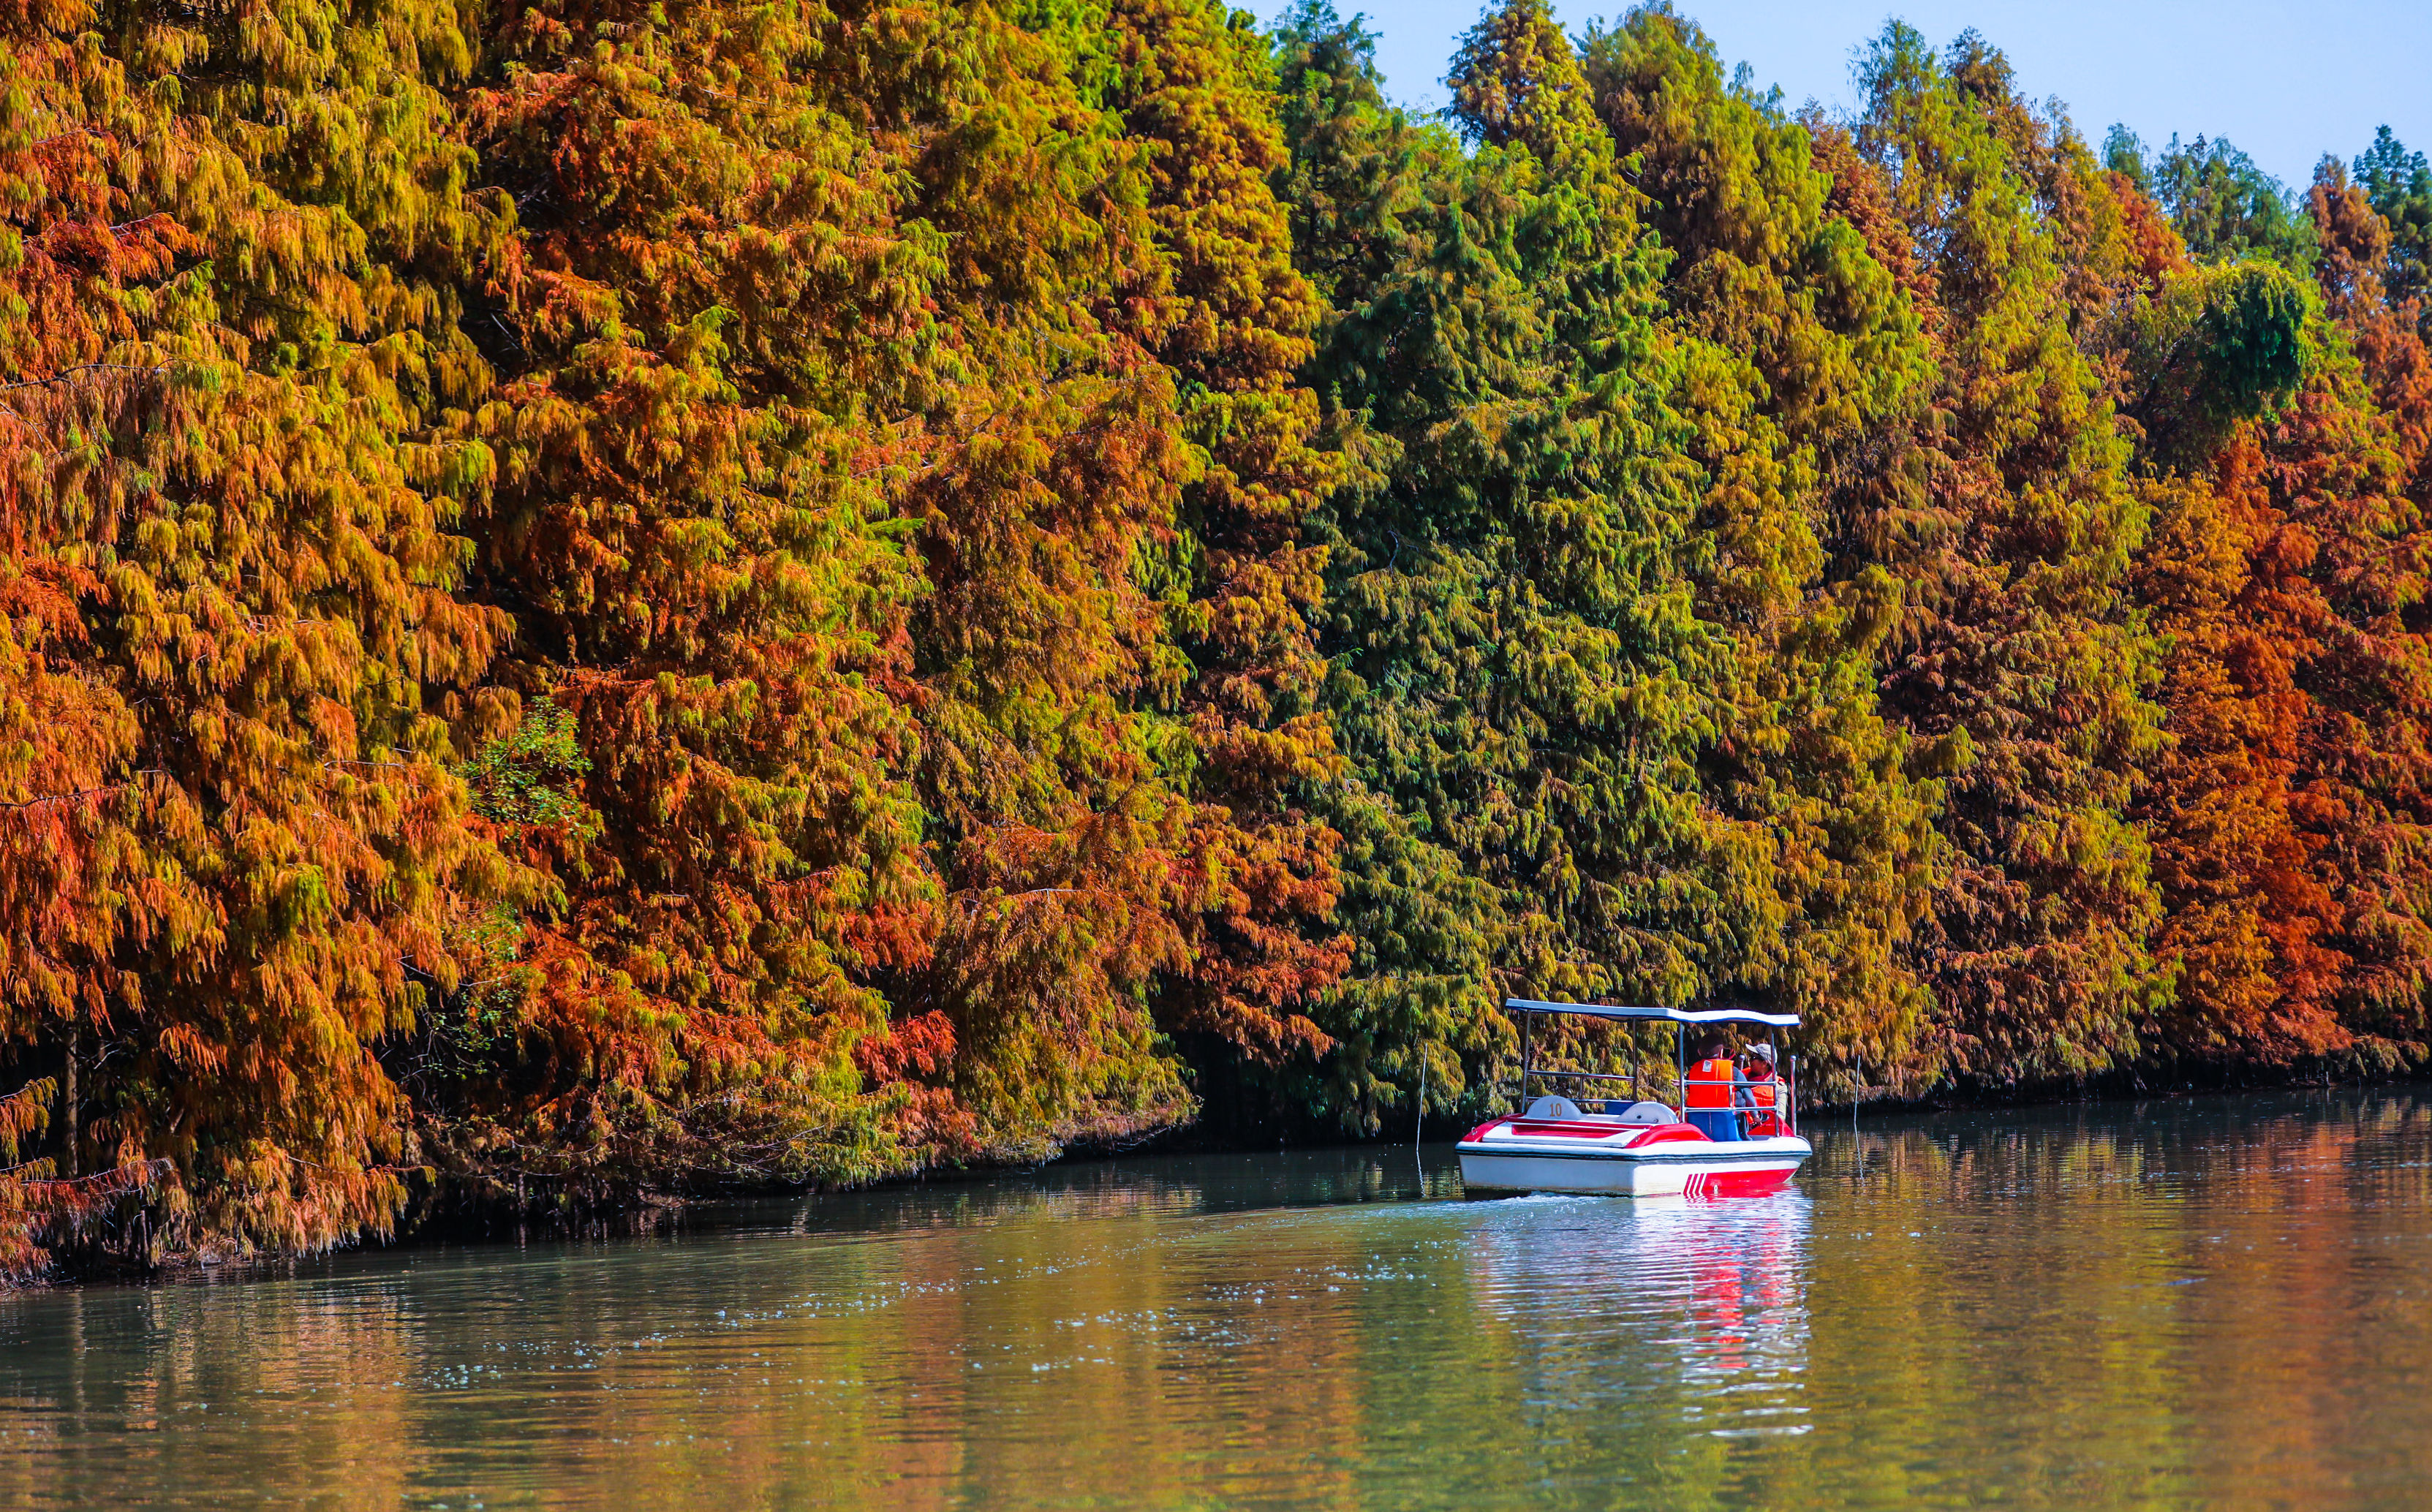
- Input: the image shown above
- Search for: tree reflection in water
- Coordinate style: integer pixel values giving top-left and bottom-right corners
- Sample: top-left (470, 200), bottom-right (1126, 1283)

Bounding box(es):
top-left (0, 1092), bottom-right (2427, 1510)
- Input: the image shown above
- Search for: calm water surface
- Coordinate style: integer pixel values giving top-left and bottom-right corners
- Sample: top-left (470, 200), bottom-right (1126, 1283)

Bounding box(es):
top-left (3, 1089), bottom-right (2429, 1509)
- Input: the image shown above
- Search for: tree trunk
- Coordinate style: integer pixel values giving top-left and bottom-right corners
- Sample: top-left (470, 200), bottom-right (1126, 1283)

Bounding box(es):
top-left (61, 1020), bottom-right (79, 1180)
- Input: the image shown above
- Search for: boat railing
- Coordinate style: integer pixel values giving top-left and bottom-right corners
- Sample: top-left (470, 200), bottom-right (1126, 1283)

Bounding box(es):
top-left (1503, 999), bottom-right (1802, 1136)
top-left (1532, 1068), bottom-right (1640, 1089)
top-left (1514, 1070), bottom-right (1802, 1134)
top-left (1680, 1071), bottom-right (1797, 1136)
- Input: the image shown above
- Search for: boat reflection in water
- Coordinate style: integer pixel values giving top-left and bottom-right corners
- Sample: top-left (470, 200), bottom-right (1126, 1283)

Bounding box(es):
top-left (1462, 1190), bottom-right (1813, 1440)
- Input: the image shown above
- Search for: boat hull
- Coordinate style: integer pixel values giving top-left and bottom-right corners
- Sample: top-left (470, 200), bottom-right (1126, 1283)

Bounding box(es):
top-left (1456, 1122), bottom-right (1810, 1198)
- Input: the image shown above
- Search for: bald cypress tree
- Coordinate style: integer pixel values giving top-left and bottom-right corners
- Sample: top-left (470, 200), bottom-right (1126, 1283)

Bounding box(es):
top-left (1582, 4), bottom-right (1946, 1089)
top-left (456, 0), bottom-right (1260, 1176)
top-left (1276, 0), bottom-right (1803, 1115)
top-left (1, 0), bottom-right (510, 1261)
top-left (1264, 4), bottom-right (1501, 1130)
top-left (1850, 27), bottom-right (2168, 1086)
top-left (1074, 0), bottom-right (1355, 1086)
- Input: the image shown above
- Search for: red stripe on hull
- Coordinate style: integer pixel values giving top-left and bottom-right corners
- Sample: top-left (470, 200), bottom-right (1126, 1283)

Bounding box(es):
top-left (1680, 1166), bottom-right (1795, 1200)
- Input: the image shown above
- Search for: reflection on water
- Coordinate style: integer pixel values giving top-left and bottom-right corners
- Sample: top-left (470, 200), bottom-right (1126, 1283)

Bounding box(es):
top-left (1465, 1195), bottom-right (1810, 1418)
top-left (0, 1091), bottom-right (2427, 1509)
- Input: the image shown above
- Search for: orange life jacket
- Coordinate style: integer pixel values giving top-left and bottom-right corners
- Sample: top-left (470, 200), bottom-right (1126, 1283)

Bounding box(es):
top-left (1684, 1056), bottom-right (1738, 1109)
top-left (1742, 1069), bottom-right (1788, 1134)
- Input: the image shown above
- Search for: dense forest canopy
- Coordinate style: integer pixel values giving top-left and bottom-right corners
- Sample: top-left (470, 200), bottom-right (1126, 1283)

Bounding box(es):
top-left (6, 0), bottom-right (2431, 1277)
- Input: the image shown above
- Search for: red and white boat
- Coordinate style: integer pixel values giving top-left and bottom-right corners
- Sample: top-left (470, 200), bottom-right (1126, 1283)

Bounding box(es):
top-left (1457, 999), bottom-right (1812, 1198)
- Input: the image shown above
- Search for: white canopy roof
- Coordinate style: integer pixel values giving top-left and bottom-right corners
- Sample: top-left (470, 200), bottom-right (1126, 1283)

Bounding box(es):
top-left (1503, 997), bottom-right (1800, 1028)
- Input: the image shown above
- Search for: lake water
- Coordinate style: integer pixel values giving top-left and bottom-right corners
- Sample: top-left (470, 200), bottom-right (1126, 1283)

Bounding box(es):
top-left (2, 1089), bottom-right (2428, 1509)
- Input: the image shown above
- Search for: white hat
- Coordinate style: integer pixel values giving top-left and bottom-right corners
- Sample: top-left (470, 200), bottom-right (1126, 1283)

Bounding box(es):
top-left (1744, 1042), bottom-right (1777, 1062)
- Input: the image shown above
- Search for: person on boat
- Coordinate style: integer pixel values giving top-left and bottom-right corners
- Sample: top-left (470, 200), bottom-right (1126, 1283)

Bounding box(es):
top-left (1739, 1043), bottom-right (1787, 1138)
top-left (1683, 1037), bottom-right (1747, 1142)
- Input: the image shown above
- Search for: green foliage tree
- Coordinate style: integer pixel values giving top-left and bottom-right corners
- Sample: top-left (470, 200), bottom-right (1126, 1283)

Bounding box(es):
top-left (1579, 2), bottom-right (1946, 1086)
top-left (2123, 131), bottom-right (2317, 270)
top-left (2354, 126), bottom-right (2432, 316)
top-left (2126, 260), bottom-right (2322, 466)
top-left (1263, 3), bottom-right (1508, 1132)
top-left (1277, 0), bottom-right (1822, 1117)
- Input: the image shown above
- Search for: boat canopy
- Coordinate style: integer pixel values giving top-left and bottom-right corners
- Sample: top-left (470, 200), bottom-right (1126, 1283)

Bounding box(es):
top-left (1503, 998), bottom-right (1800, 1029)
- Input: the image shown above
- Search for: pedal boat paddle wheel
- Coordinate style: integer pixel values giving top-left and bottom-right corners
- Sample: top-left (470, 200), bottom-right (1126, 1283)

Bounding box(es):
top-left (1456, 999), bottom-right (1813, 1198)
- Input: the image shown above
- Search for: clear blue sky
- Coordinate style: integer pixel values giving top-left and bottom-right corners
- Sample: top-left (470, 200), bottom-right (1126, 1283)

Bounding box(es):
top-left (1298, 0), bottom-right (2432, 189)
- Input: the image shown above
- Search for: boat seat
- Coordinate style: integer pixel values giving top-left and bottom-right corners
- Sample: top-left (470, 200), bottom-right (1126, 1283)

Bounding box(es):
top-left (1522, 1095), bottom-right (1584, 1121)
top-left (1613, 1101), bottom-right (1677, 1125)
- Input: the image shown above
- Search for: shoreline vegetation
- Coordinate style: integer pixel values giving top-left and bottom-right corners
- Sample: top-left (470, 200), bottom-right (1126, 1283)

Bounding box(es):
top-left (7, 0), bottom-right (2432, 1282)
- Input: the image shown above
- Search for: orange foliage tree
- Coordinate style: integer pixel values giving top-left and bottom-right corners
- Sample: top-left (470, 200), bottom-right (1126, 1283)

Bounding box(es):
top-left (2, 0), bottom-right (509, 1263)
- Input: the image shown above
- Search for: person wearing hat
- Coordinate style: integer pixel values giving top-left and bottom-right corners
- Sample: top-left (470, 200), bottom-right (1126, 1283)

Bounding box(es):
top-left (1737, 1043), bottom-right (1786, 1137)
